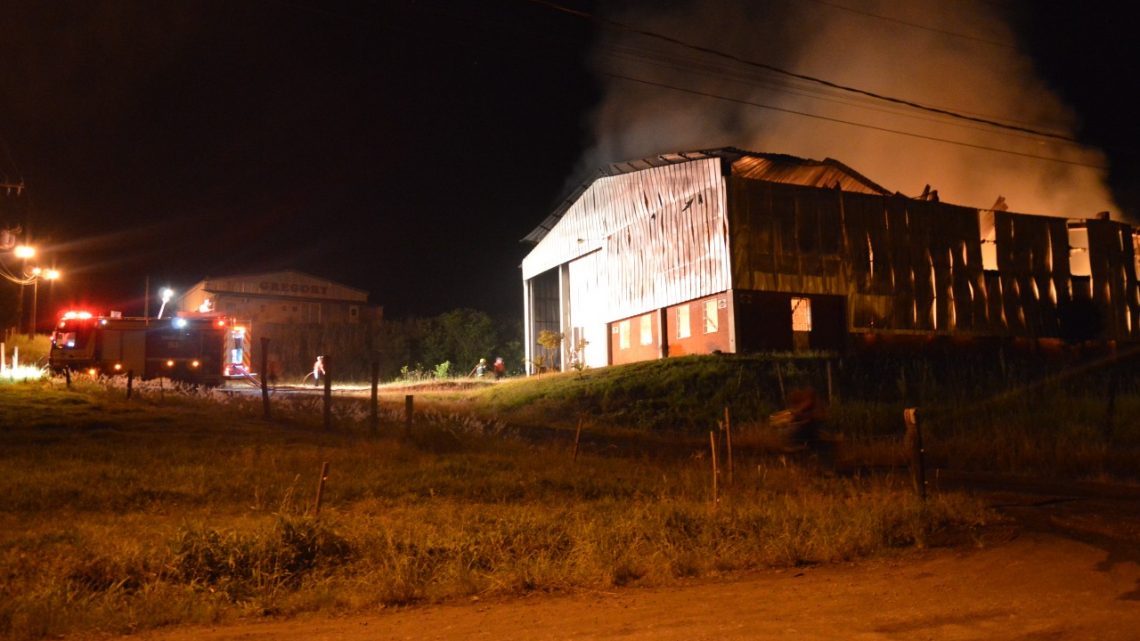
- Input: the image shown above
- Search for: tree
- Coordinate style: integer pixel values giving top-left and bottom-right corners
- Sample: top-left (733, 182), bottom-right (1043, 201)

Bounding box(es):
top-left (536, 330), bottom-right (563, 373)
top-left (423, 308), bottom-right (498, 374)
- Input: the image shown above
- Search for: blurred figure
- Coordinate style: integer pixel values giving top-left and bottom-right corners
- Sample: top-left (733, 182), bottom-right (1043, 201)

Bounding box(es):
top-left (311, 355), bottom-right (325, 386)
top-left (470, 358), bottom-right (487, 378)
top-left (493, 356), bottom-right (506, 379)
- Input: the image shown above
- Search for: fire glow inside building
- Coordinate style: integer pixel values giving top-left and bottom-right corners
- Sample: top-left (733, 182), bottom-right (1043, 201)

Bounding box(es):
top-left (521, 148), bottom-right (1140, 372)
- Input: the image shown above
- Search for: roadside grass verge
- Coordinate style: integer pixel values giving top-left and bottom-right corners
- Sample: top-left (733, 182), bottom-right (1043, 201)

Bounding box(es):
top-left (0, 379), bottom-right (989, 640)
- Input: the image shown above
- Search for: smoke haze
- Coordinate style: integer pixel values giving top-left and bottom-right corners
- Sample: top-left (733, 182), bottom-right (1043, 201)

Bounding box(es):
top-left (585, 0), bottom-right (1119, 219)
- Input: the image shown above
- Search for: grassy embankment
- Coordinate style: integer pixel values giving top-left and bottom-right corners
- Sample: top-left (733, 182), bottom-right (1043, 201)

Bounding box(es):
top-left (0, 362), bottom-right (996, 641)
top-left (464, 349), bottom-right (1140, 480)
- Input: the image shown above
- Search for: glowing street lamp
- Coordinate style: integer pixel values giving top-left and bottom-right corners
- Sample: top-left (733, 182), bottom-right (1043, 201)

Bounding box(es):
top-left (157, 287), bottom-right (174, 319)
top-left (27, 266), bottom-right (61, 337)
top-left (12, 245), bottom-right (37, 336)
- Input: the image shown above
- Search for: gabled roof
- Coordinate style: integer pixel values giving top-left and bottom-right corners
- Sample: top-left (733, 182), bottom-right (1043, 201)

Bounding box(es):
top-left (522, 147), bottom-right (892, 245)
top-left (188, 269), bottom-right (369, 300)
top-left (727, 151), bottom-right (890, 195)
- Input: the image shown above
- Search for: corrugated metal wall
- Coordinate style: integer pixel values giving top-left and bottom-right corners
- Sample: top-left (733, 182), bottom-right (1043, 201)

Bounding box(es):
top-left (523, 157), bottom-right (731, 368)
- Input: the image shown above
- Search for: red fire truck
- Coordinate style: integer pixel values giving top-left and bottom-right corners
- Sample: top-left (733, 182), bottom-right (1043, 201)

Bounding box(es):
top-left (49, 310), bottom-right (252, 386)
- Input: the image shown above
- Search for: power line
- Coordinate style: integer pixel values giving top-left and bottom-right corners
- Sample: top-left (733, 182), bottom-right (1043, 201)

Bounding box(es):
top-left (597, 42), bottom-right (1084, 149)
top-left (524, 0), bottom-right (1081, 144)
top-left (802, 0), bottom-right (1017, 50)
top-left (602, 71), bottom-right (1105, 169)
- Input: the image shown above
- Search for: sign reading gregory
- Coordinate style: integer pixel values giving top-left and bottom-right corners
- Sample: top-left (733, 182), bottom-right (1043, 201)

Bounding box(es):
top-left (258, 281), bottom-right (331, 296)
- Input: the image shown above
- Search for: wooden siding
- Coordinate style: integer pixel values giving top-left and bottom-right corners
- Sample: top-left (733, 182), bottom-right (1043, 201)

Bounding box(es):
top-left (522, 157), bottom-right (730, 321)
top-left (728, 177), bottom-right (1140, 342)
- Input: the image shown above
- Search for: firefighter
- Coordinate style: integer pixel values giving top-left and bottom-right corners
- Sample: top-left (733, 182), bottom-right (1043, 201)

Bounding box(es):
top-left (311, 355), bottom-right (326, 386)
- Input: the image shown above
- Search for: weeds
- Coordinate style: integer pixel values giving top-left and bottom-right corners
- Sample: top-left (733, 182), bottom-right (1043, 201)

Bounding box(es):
top-left (0, 346), bottom-right (1133, 640)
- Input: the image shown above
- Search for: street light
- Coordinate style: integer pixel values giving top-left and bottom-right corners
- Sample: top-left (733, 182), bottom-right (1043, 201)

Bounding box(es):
top-left (12, 245), bottom-right (35, 336)
top-left (27, 267), bottom-right (61, 337)
top-left (157, 287), bottom-right (174, 319)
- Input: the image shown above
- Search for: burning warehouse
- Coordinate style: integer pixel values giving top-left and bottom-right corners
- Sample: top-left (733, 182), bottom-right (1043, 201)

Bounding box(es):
top-left (521, 148), bottom-right (1140, 372)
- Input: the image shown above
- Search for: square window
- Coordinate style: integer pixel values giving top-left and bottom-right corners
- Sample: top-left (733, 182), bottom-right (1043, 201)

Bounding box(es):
top-left (677, 305), bottom-right (691, 339)
top-left (1068, 222), bottom-right (1091, 277)
top-left (619, 320), bottom-right (631, 350)
top-left (640, 315), bottom-right (653, 345)
top-left (979, 210), bottom-right (998, 271)
top-left (791, 297), bottom-right (812, 331)
top-left (704, 300), bottom-right (719, 334)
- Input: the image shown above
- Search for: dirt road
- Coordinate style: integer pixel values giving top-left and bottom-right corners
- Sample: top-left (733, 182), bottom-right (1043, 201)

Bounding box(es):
top-left (136, 481), bottom-right (1140, 641)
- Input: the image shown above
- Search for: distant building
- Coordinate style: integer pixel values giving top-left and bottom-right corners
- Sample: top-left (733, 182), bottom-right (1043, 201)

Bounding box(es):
top-left (522, 148), bottom-right (1140, 372)
top-left (178, 270), bottom-right (381, 326)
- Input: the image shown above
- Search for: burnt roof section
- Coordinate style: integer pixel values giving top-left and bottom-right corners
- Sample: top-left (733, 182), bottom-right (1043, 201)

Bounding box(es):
top-left (522, 147), bottom-right (892, 245)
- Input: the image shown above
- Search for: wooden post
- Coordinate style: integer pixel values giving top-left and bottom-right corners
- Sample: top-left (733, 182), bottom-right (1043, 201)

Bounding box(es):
top-left (370, 360), bottom-right (380, 434)
top-left (709, 431), bottom-right (719, 506)
top-left (724, 406), bottom-right (733, 487)
top-left (1104, 356), bottom-right (1119, 441)
top-left (404, 394), bottom-right (414, 434)
top-left (904, 408), bottom-right (926, 501)
top-left (826, 360), bottom-right (834, 404)
top-left (323, 357), bottom-right (332, 431)
top-left (572, 416), bottom-right (583, 462)
top-left (314, 461), bottom-right (330, 515)
top-left (65, 368), bottom-right (71, 388)
top-left (260, 337), bottom-right (271, 421)
top-left (126, 370), bottom-right (134, 400)
top-left (774, 362), bottom-right (785, 403)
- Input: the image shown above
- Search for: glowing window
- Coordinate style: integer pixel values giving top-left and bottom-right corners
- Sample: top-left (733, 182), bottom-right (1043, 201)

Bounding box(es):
top-left (640, 315), bottom-right (653, 346)
top-left (1068, 222), bottom-right (1091, 277)
top-left (704, 300), bottom-right (719, 334)
top-left (791, 297), bottom-right (812, 332)
top-left (979, 210), bottom-right (998, 271)
top-left (619, 320), bottom-right (630, 350)
top-left (1133, 232), bottom-right (1140, 280)
top-left (677, 304), bottom-right (691, 339)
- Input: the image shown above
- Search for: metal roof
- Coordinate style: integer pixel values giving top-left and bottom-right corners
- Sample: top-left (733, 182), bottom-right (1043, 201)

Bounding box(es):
top-left (522, 147), bottom-right (892, 245)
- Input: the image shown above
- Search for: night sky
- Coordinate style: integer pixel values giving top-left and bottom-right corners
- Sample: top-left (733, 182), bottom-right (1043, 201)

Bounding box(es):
top-left (1, 1), bottom-right (1136, 322)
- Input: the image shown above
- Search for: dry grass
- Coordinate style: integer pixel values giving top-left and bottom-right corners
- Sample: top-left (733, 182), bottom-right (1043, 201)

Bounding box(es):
top-left (0, 377), bottom-right (990, 640)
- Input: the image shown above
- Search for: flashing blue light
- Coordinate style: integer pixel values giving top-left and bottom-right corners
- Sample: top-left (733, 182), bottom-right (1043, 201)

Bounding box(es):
top-left (173, 318), bottom-right (188, 329)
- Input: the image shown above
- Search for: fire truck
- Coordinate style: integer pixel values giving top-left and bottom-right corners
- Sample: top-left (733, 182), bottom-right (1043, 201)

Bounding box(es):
top-left (49, 310), bottom-right (253, 386)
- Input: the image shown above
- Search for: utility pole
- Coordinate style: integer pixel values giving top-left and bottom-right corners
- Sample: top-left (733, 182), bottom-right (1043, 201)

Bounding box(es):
top-left (3, 180), bottom-right (27, 336)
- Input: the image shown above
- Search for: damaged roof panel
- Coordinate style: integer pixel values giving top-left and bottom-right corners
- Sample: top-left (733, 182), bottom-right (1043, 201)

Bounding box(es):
top-left (523, 147), bottom-right (892, 245)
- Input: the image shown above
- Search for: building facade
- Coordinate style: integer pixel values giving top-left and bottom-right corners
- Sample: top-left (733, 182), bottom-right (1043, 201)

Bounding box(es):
top-left (179, 270), bottom-right (380, 326)
top-left (521, 148), bottom-right (1140, 372)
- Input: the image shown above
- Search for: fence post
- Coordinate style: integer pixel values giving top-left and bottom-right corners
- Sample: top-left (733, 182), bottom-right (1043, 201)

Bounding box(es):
top-left (313, 461), bottom-right (330, 515)
top-left (323, 356), bottom-right (332, 431)
top-left (65, 368), bottom-right (71, 388)
top-left (826, 360), bottom-right (834, 404)
top-left (723, 406), bottom-right (733, 486)
top-left (774, 361), bottom-right (786, 403)
top-left (573, 416), bottom-right (583, 462)
top-left (260, 337), bottom-right (271, 421)
top-left (370, 360), bottom-right (380, 434)
top-left (126, 370), bottom-right (134, 400)
top-left (1104, 355), bottom-right (1119, 441)
top-left (709, 431), bottom-right (719, 506)
top-left (904, 407), bottom-right (926, 501)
